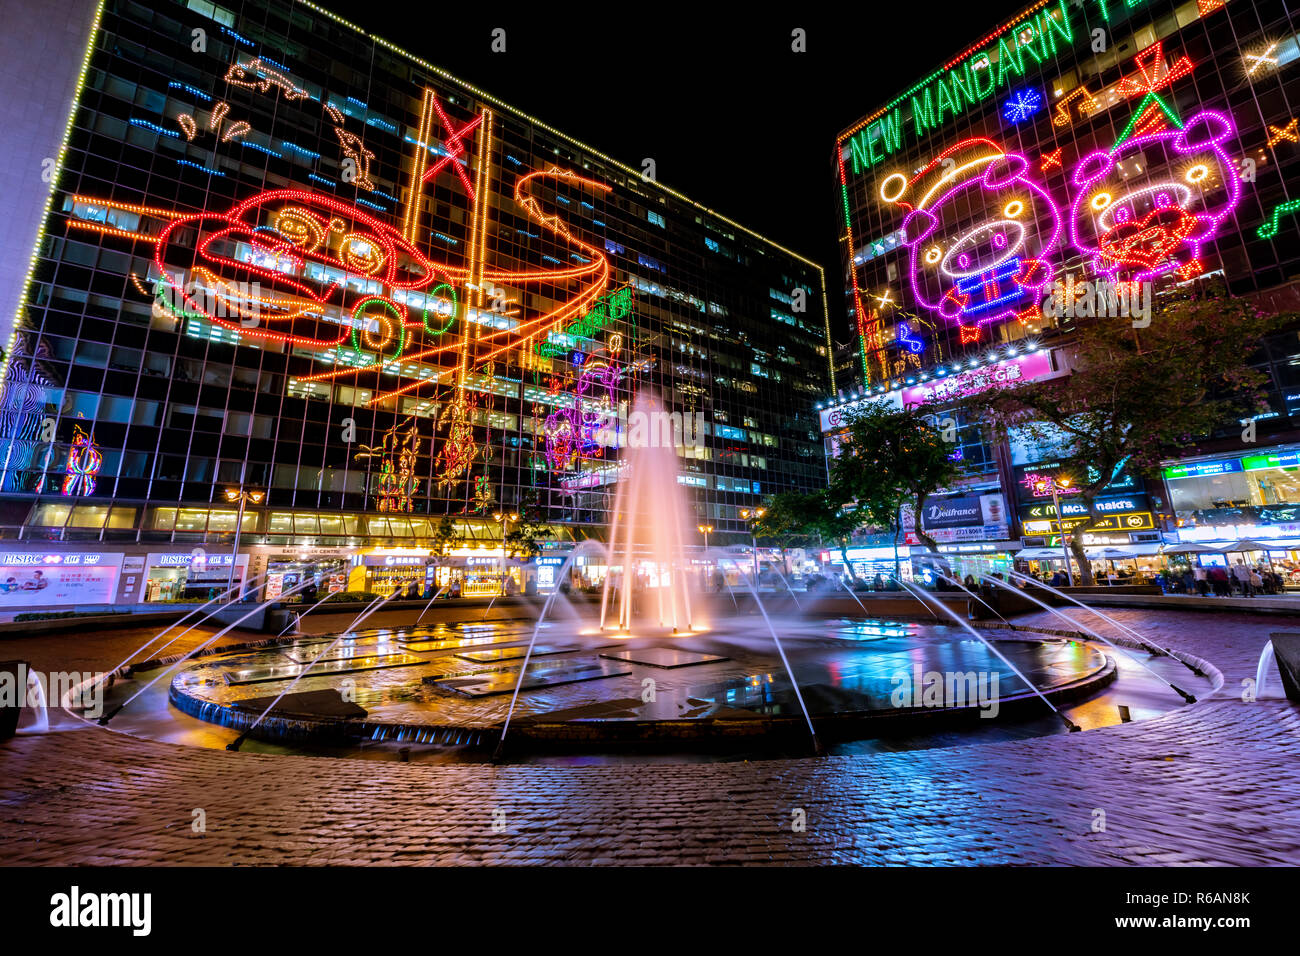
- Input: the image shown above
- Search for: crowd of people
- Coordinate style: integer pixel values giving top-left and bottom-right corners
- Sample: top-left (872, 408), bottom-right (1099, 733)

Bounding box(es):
top-left (1157, 560), bottom-right (1288, 597)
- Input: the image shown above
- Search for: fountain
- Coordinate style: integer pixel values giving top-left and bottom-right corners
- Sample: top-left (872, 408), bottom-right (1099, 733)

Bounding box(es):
top-left (600, 393), bottom-right (697, 634)
top-left (69, 391), bottom-right (1216, 759)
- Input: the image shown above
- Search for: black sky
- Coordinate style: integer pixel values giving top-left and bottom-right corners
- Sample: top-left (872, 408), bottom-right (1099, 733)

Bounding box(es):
top-left (315, 1), bottom-right (1025, 339)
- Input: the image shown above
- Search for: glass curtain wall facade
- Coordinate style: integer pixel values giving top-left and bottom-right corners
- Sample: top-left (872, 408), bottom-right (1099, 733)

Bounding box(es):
top-left (2, 0), bottom-right (832, 572)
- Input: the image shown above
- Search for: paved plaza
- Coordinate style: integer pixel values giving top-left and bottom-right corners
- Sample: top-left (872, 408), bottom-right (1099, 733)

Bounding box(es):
top-left (1, 606), bottom-right (1297, 865)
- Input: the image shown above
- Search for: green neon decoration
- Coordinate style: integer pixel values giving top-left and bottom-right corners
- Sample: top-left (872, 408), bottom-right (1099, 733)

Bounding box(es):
top-left (1257, 199), bottom-right (1300, 240)
top-left (422, 282), bottom-right (457, 335)
top-left (844, 0), bottom-right (1081, 174)
top-left (532, 285), bottom-right (632, 357)
top-left (1112, 91), bottom-right (1182, 148)
top-left (349, 296), bottom-right (406, 360)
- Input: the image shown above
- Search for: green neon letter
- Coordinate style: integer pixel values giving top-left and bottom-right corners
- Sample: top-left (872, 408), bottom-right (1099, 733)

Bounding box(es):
top-left (996, 36), bottom-right (1025, 87)
top-left (910, 89), bottom-right (936, 137)
top-left (970, 53), bottom-right (995, 99)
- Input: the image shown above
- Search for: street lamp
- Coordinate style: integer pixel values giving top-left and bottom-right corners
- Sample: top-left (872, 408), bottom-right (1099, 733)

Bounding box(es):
top-left (493, 511), bottom-right (519, 596)
top-left (739, 507), bottom-right (765, 587)
top-left (222, 485), bottom-right (265, 599)
top-left (1047, 476), bottom-right (1078, 586)
top-left (697, 524), bottom-right (713, 551)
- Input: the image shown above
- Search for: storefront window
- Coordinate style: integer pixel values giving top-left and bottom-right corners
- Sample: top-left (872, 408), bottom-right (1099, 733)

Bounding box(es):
top-left (32, 503), bottom-right (73, 527)
top-left (1168, 464), bottom-right (1300, 511)
top-left (207, 510), bottom-right (238, 533)
top-left (67, 506), bottom-right (109, 528)
top-left (268, 513), bottom-right (294, 534)
top-left (103, 507), bottom-right (135, 530)
top-left (294, 515), bottom-right (320, 534)
top-left (319, 516), bottom-right (344, 536)
top-left (388, 519), bottom-right (412, 536)
top-left (367, 518), bottom-right (389, 536)
top-left (175, 509), bottom-right (209, 532)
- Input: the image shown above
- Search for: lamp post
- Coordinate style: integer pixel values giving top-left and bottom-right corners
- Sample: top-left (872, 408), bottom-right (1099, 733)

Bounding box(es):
top-left (1048, 476), bottom-right (1077, 586)
top-left (739, 508), bottom-right (765, 587)
top-left (222, 484), bottom-right (265, 601)
top-left (697, 523), bottom-right (713, 584)
top-left (493, 511), bottom-right (519, 596)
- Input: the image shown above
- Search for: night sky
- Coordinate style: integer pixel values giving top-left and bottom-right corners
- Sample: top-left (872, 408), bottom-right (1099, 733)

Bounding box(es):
top-left (316, 1), bottom-right (1025, 338)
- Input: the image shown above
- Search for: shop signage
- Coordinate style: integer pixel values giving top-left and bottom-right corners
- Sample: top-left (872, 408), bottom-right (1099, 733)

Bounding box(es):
top-left (899, 351), bottom-right (1056, 409)
top-left (1163, 459), bottom-right (1243, 480)
top-left (0, 552), bottom-right (123, 607)
top-left (1019, 496), bottom-right (1144, 520)
top-left (1021, 511), bottom-right (1155, 535)
top-left (1013, 460), bottom-right (1139, 502)
top-left (916, 493), bottom-right (1008, 530)
top-left (154, 553), bottom-right (236, 567)
top-left (1242, 451), bottom-right (1300, 472)
top-left (0, 552), bottom-right (108, 565)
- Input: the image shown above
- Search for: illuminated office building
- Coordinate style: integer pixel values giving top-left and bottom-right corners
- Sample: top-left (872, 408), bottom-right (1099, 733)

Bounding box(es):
top-left (827, 0), bottom-right (1300, 570)
top-left (0, 0), bottom-right (832, 604)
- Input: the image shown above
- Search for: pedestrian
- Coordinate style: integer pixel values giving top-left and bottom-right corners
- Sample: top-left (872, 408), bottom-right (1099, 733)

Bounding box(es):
top-left (1208, 564), bottom-right (1228, 596)
top-left (1181, 567), bottom-right (1195, 595)
top-left (1232, 559), bottom-right (1253, 597)
top-left (1193, 563), bottom-right (1208, 596)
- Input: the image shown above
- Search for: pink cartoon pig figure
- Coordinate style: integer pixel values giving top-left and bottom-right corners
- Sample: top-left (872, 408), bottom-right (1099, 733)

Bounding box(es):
top-left (897, 149), bottom-right (1062, 344)
top-left (1068, 109), bottom-right (1241, 283)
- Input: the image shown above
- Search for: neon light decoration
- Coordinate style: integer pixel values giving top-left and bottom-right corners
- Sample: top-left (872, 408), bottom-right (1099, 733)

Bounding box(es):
top-left (1257, 199), bottom-right (1300, 240)
top-left (0, 344), bottom-right (55, 493)
top-left (895, 323), bottom-right (924, 354)
top-left (843, 0), bottom-right (1081, 173)
top-left (892, 140), bottom-right (1062, 341)
top-left (543, 341), bottom-right (624, 472)
top-left (353, 417), bottom-right (422, 512)
top-left (1267, 119), bottom-right (1298, 148)
top-left (62, 419), bottom-right (102, 496)
top-left (1244, 42), bottom-right (1279, 77)
top-left (1021, 472), bottom-right (1077, 497)
top-left (223, 59), bottom-right (308, 101)
top-left (1069, 110), bottom-right (1241, 282)
top-left (1049, 43), bottom-right (1196, 144)
top-left (66, 54), bottom-right (624, 492)
top-left (1003, 88), bottom-right (1043, 124)
top-left (535, 286), bottom-right (632, 357)
top-left (1039, 148), bottom-right (1063, 171)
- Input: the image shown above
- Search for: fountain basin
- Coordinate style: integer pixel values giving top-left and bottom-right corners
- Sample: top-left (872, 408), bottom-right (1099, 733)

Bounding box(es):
top-left (140, 618), bottom-right (1117, 752)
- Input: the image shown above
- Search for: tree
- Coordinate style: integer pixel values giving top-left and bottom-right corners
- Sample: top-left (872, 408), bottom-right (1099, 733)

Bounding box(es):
top-left (753, 491), bottom-right (819, 575)
top-left (829, 399), bottom-right (961, 577)
top-left (960, 288), bottom-right (1283, 585)
top-left (430, 515), bottom-right (459, 561)
top-left (503, 490), bottom-right (547, 561)
top-left (748, 489), bottom-right (864, 582)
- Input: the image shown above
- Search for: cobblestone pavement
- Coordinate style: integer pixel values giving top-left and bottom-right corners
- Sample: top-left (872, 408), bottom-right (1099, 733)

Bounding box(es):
top-left (1, 607), bottom-right (1298, 865)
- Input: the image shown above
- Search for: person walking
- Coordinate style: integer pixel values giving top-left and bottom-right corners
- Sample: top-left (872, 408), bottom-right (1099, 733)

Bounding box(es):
top-left (1232, 559), bottom-right (1253, 597)
top-left (1193, 564), bottom-right (1208, 596)
top-left (1208, 564), bottom-right (1228, 596)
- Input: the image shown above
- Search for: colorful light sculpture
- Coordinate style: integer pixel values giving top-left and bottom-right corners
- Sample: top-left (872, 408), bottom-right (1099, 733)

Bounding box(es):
top-left (62, 419), bottom-right (102, 496)
top-left (1069, 110), bottom-right (1241, 282)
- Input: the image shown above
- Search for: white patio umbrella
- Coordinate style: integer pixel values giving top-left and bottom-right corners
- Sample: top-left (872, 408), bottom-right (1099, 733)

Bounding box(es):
top-left (1159, 542), bottom-right (1220, 554)
top-left (1221, 539), bottom-right (1278, 578)
top-left (1088, 546), bottom-right (1134, 583)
